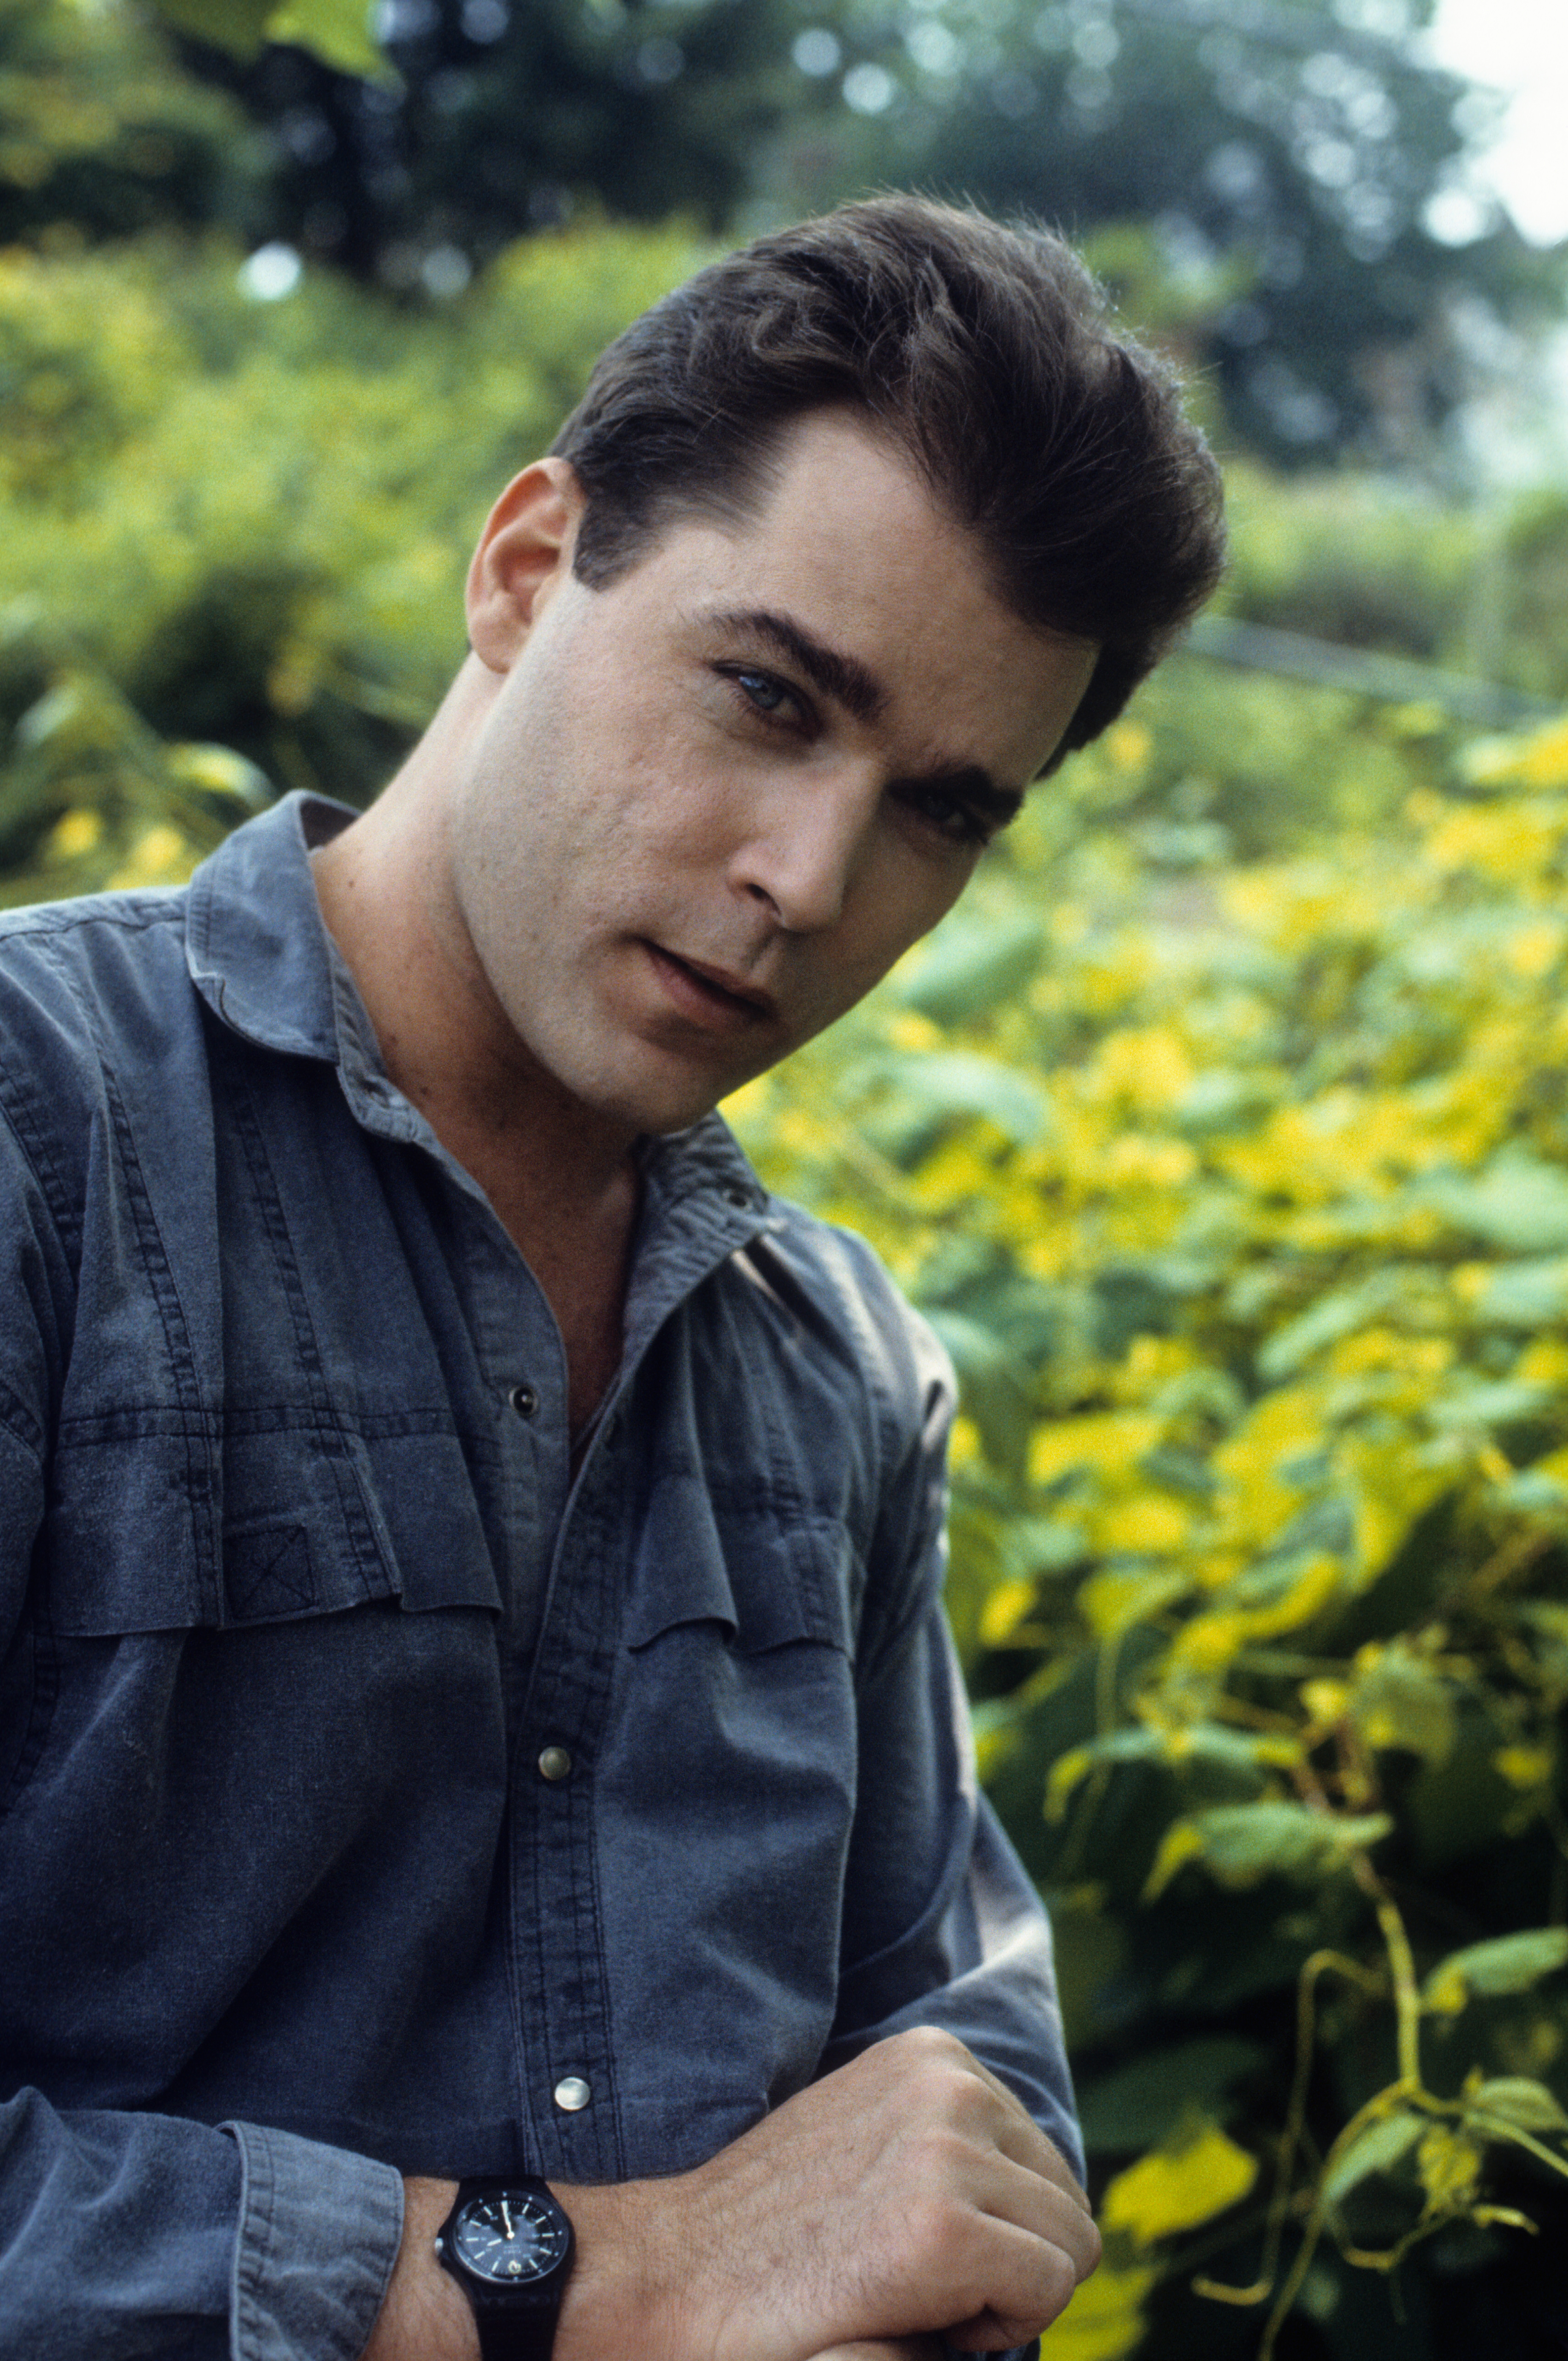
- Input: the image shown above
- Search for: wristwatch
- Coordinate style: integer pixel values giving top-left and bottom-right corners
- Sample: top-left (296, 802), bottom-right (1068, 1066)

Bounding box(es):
top-left (433, 2177), bottom-right (576, 2361)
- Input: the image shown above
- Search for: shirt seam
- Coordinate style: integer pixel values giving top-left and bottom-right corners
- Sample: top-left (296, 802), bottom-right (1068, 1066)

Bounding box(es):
top-left (229, 2119), bottom-right (278, 2361)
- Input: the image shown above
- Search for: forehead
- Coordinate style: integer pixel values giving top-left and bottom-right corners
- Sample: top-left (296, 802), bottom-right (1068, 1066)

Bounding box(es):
top-left (614, 410), bottom-right (1096, 779)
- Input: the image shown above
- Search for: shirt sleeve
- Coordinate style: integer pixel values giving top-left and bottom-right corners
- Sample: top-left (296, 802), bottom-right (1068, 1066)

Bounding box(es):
top-left (821, 1285), bottom-right (1082, 2188)
top-left (225, 2120), bottom-right (404, 2361)
top-left (0, 2090), bottom-right (402, 2361)
top-left (0, 1038), bottom-right (404, 2361)
top-left (824, 1591), bottom-right (1084, 2184)
top-left (816, 1284), bottom-right (1078, 2361)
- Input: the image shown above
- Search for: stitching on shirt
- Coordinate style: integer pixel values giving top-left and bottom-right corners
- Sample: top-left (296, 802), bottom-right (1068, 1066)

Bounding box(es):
top-left (231, 2119), bottom-right (276, 2361)
top-left (55, 1402), bottom-right (501, 1455)
top-left (98, 1053), bottom-right (224, 1624)
top-left (0, 1037), bottom-right (80, 1266)
top-left (222, 1049), bottom-right (396, 1608)
top-left (571, 1479), bottom-right (628, 2180)
top-left (507, 1469), bottom-right (627, 2184)
top-left (0, 1373), bottom-right (45, 1465)
top-left (24, 918), bottom-right (225, 1620)
top-left (0, 895), bottom-right (172, 945)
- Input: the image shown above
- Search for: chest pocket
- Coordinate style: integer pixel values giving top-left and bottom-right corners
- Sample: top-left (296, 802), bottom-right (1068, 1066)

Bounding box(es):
top-left (44, 1416), bottom-right (502, 1635)
top-left (620, 1467), bottom-right (856, 1659)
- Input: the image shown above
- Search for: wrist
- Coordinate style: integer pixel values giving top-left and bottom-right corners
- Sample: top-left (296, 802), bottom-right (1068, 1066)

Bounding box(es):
top-left (548, 2175), bottom-right (699, 2361)
top-left (363, 2178), bottom-right (478, 2361)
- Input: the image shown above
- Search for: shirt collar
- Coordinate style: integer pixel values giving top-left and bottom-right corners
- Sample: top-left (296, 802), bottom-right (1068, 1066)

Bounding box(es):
top-left (184, 789), bottom-right (356, 1063)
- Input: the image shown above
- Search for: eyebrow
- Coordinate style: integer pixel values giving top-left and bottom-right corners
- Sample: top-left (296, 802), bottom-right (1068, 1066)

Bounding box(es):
top-left (704, 603), bottom-right (1025, 834)
top-left (706, 606), bottom-right (888, 724)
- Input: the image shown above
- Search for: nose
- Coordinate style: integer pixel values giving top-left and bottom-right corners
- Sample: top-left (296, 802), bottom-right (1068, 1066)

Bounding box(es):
top-left (729, 765), bottom-right (876, 934)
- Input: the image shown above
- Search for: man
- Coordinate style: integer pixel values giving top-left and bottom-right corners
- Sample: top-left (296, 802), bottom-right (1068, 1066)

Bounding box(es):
top-left (0, 198), bottom-right (1223, 2360)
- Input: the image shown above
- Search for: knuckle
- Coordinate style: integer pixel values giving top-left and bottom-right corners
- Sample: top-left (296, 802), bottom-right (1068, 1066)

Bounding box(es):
top-left (896, 2187), bottom-right (967, 2275)
top-left (1035, 2239), bottom-right (1079, 2321)
top-left (896, 2024), bottom-right (968, 2069)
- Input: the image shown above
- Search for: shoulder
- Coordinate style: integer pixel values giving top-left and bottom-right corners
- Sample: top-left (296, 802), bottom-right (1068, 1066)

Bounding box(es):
top-left (729, 1192), bottom-right (956, 1458)
top-left (0, 886), bottom-right (198, 1207)
top-left (0, 885), bottom-right (192, 1055)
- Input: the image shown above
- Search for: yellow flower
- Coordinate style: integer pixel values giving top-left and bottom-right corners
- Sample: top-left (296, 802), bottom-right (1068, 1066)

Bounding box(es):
top-left (1105, 719), bottom-right (1153, 773)
top-left (1423, 799), bottom-right (1565, 884)
top-left (1101, 2122), bottom-right (1258, 2246)
top-left (45, 806), bottom-right (102, 862)
top-left (108, 824), bottom-right (192, 889)
top-left (1037, 2258), bottom-right (1154, 2360)
top-left (1494, 1745), bottom-right (1553, 1790)
top-left (1464, 716), bottom-right (1568, 791)
top-left (978, 1578), bottom-right (1037, 1649)
top-left (1506, 918), bottom-right (1567, 980)
top-left (1030, 1413), bottom-right (1165, 1487)
top-left (1092, 1493), bottom-right (1192, 1557)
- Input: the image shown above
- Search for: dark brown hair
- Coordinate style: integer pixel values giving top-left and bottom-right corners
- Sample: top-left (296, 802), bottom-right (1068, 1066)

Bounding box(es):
top-left (550, 195), bottom-right (1225, 759)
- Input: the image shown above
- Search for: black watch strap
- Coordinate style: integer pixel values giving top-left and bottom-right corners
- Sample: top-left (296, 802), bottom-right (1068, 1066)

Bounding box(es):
top-left (473, 2308), bottom-right (559, 2361)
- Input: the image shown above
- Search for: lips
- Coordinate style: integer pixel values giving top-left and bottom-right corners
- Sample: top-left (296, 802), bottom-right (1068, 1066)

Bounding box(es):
top-left (643, 942), bottom-right (777, 1032)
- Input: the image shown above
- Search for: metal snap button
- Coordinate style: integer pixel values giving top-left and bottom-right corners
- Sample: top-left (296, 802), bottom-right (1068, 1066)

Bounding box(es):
top-left (537, 1745), bottom-right (573, 1783)
top-left (507, 1382), bottom-right (540, 1420)
top-left (553, 2076), bottom-right (591, 2112)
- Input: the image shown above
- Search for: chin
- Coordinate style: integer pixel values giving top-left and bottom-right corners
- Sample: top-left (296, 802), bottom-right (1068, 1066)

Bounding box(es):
top-left (570, 1061), bottom-right (733, 1142)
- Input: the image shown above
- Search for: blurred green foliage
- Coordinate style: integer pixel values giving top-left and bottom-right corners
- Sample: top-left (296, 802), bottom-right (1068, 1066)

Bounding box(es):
top-left (7, 0), bottom-right (1562, 466)
top-left (7, 217), bottom-right (1568, 2357)
top-left (0, 0), bottom-right (253, 246)
top-left (0, 221), bottom-right (700, 888)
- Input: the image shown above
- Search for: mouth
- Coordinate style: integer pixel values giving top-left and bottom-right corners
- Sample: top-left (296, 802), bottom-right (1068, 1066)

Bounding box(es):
top-left (643, 942), bottom-right (778, 1031)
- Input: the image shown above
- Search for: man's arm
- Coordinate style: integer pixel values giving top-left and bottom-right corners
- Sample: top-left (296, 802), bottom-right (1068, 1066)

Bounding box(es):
top-left (362, 2028), bottom-right (1098, 2361)
top-left (0, 1083), bottom-right (408, 2361)
top-left (0, 2088), bottom-right (404, 2361)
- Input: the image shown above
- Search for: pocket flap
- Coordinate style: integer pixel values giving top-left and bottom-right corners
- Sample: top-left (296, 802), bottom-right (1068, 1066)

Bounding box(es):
top-left (622, 1471), bottom-right (852, 1656)
top-left (46, 1419), bottom-right (501, 1634)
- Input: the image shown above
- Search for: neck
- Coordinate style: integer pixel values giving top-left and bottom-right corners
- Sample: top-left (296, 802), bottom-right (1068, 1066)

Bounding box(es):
top-left (311, 679), bottom-right (640, 1426)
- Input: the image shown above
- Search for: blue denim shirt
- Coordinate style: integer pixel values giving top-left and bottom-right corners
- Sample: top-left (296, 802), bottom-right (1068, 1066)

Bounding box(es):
top-left (0, 794), bottom-right (1075, 2360)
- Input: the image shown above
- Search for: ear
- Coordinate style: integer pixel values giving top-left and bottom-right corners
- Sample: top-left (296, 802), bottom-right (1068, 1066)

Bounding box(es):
top-left (465, 458), bottom-right (585, 673)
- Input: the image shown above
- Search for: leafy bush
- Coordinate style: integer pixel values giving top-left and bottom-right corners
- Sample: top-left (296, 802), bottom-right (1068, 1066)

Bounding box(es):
top-left (733, 710), bottom-right (1568, 2357)
top-left (0, 218), bottom-right (702, 869)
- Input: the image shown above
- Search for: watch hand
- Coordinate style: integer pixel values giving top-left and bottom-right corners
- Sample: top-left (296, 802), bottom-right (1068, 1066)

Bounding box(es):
top-left (501, 2199), bottom-right (514, 2239)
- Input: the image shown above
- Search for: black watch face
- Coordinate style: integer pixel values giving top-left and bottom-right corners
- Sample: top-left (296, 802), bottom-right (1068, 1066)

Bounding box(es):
top-left (453, 2190), bottom-right (568, 2285)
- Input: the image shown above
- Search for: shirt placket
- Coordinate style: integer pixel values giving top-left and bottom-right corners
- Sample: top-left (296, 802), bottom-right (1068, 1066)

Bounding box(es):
top-left (500, 1156), bottom-right (770, 2184)
top-left (505, 1410), bottom-right (628, 2182)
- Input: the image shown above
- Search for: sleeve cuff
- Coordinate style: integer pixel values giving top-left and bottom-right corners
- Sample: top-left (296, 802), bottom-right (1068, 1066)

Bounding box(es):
top-left (222, 2120), bottom-right (404, 2361)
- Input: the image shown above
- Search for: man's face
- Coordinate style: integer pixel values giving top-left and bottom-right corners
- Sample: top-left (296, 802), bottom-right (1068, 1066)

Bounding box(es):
top-left (442, 408), bottom-right (1097, 1139)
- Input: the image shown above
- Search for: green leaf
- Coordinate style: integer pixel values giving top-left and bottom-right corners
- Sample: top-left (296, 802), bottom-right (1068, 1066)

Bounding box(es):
top-left (266, 0), bottom-right (388, 78)
top-left (1257, 1272), bottom-right (1408, 1379)
top-left (1350, 1648), bottom-right (1456, 1766)
top-left (1429, 1378), bottom-right (1553, 1431)
top-left (1420, 1150), bottom-right (1568, 1253)
top-left (1423, 1928), bottom-right (1568, 2015)
top-left (890, 1052), bottom-right (1048, 1146)
top-left (1467, 1257), bottom-right (1568, 1329)
top-left (146, 0), bottom-right (388, 72)
top-left (144, 0), bottom-right (273, 58)
top-left (1145, 1803), bottom-right (1391, 1897)
top-left (1321, 2109), bottom-right (1425, 2206)
top-left (892, 911), bottom-right (1044, 1025)
top-left (1466, 2078), bottom-right (1568, 2134)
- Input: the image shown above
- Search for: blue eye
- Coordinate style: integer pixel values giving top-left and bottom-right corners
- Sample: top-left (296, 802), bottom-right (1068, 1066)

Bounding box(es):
top-left (735, 669), bottom-right (788, 713)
